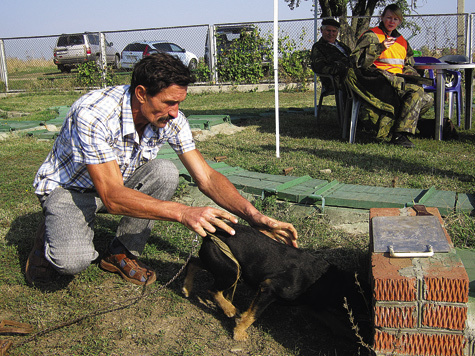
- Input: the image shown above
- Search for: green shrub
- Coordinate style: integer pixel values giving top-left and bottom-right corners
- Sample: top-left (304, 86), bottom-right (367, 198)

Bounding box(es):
top-left (76, 62), bottom-right (117, 88)
top-left (213, 26), bottom-right (314, 85)
top-left (278, 28), bottom-right (314, 85)
top-left (192, 58), bottom-right (211, 82)
top-left (216, 27), bottom-right (272, 84)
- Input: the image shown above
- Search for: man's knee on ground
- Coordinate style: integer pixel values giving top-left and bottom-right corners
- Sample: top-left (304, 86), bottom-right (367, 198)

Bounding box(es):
top-left (46, 246), bottom-right (96, 275)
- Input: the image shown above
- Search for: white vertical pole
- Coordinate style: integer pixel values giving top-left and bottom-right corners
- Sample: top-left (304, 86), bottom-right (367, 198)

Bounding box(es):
top-left (274, 0), bottom-right (280, 158)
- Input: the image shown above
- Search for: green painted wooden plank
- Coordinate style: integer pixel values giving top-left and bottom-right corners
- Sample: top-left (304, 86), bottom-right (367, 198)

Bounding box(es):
top-left (265, 175), bottom-right (314, 193)
top-left (277, 189), bottom-right (318, 203)
top-left (274, 179), bottom-right (329, 203)
top-left (214, 166), bottom-right (247, 176)
top-left (230, 170), bottom-right (293, 183)
top-left (208, 162), bottom-right (230, 170)
top-left (188, 115), bottom-right (231, 130)
top-left (422, 190), bottom-right (459, 215)
top-left (405, 187), bottom-right (443, 207)
top-left (276, 179), bottom-right (328, 195)
top-left (26, 130), bottom-right (59, 140)
top-left (50, 106), bottom-right (70, 117)
top-left (1, 121), bottom-right (41, 130)
top-left (226, 175), bottom-right (284, 195)
top-left (314, 180), bottom-right (341, 195)
top-left (323, 184), bottom-right (425, 209)
top-left (157, 153), bottom-right (179, 160)
top-left (45, 118), bottom-right (66, 126)
top-left (226, 175), bottom-right (283, 189)
top-left (160, 154), bottom-right (472, 214)
top-left (0, 123), bottom-right (12, 132)
top-left (188, 115), bottom-right (230, 121)
top-left (289, 181), bottom-right (331, 204)
top-left (455, 193), bottom-right (475, 214)
top-left (456, 248), bottom-right (475, 288)
top-left (157, 148), bottom-right (175, 155)
top-left (189, 120), bottom-right (210, 130)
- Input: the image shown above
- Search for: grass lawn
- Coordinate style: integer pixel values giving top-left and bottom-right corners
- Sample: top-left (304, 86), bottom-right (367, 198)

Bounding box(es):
top-left (0, 88), bottom-right (474, 355)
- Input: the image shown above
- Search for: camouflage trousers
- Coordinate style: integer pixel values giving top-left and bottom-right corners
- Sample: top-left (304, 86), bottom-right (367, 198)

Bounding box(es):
top-left (360, 83), bottom-right (434, 138)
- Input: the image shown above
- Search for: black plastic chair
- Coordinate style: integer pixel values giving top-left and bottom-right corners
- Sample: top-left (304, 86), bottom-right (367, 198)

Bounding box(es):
top-left (315, 73), bottom-right (360, 143)
top-left (315, 74), bottom-right (345, 129)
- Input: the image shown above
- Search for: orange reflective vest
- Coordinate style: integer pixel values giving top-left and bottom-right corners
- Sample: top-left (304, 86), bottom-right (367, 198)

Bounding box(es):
top-left (371, 27), bottom-right (407, 74)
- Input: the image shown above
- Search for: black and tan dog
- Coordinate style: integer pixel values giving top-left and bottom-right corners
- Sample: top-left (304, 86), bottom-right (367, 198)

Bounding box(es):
top-left (182, 223), bottom-right (369, 341)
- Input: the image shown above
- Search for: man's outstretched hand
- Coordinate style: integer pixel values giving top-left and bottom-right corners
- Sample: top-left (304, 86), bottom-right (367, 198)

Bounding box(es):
top-left (248, 213), bottom-right (298, 248)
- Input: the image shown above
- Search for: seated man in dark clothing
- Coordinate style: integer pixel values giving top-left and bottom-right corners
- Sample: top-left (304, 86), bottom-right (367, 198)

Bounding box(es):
top-left (310, 18), bottom-right (352, 91)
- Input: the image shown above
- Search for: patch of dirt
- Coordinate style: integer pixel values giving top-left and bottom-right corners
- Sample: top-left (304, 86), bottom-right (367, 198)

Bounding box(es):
top-left (192, 123), bottom-right (246, 142)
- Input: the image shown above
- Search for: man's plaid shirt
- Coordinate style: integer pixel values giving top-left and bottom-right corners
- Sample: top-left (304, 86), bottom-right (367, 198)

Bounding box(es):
top-left (34, 85), bottom-right (195, 196)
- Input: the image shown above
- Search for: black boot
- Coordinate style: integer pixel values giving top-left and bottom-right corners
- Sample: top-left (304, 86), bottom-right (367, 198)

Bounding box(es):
top-left (390, 132), bottom-right (415, 148)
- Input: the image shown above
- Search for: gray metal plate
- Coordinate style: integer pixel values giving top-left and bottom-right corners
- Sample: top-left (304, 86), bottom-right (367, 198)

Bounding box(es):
top-left (372, 215), bottom-right (451, 253)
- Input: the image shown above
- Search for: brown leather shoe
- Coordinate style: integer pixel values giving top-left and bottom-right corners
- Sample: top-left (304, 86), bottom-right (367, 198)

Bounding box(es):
top-left (25, 221), bottom-right (57, 286)
top-left (100, 251), bottom-right (156, 286)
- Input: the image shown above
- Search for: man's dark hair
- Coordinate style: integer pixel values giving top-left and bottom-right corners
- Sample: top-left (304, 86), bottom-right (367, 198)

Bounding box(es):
top-left (129, 52), bottom-right (195, 96)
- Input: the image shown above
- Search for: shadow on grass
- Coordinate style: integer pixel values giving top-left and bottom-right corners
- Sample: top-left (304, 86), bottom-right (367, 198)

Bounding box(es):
top-left (3, 211), bottom-right (198, 291)
top-left (174, 247), bottom-right (373, 356)
top-left (202, 109), bottom-right (473, 186)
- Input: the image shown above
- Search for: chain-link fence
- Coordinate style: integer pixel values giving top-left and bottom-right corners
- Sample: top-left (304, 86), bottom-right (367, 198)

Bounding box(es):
top-left (0, 13), bottom-right (473, 92)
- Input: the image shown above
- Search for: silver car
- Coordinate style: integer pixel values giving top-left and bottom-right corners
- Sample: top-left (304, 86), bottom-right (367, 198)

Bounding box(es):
top-left (53, 33), bottom-right (120, 73)
top-left (120, 41), bottom-right (198, 70)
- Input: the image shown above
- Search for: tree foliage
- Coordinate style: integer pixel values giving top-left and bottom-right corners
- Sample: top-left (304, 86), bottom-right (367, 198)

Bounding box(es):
top-left (284, 0), bottom-right (414, 47)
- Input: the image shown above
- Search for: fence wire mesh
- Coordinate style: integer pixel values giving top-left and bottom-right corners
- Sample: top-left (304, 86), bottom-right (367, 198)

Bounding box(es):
top-left (0, 14), bottom-right (473, 92)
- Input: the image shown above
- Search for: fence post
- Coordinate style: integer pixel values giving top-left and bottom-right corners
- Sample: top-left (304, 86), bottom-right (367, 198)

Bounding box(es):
top-left (468, 14), bottom-right (474, 62)
top-left (208, 24), bottom-right (218, 84)
top-left (99, 32), bottom-right (107, 88)
top-left (457, 13), bottom-right (465, 54)
top-left (313, 14), bottom-right (318, 117)
top-left (0, 39), bottom-right (8, 92)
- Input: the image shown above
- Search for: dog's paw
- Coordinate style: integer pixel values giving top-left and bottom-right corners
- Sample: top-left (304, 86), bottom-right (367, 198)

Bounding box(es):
top-left (222, 305), bottom-right (237, 318)
top-left (233, 328), bottom-right (249, 341)
top-left (181, 286), bottom-right (190, 298)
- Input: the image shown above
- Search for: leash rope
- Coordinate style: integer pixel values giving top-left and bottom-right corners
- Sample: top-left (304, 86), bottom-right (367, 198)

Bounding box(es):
top-left (9, 233), bottom-right (201, 350)
top-left (207, 232), bottom-right (241, 302)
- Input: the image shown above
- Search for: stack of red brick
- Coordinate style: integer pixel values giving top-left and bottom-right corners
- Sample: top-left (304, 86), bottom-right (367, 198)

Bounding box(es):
top-left (370, 207), bottom-right (469, 356)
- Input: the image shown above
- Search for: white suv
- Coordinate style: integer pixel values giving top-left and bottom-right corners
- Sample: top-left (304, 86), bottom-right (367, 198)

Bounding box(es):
top-left (53, 33), bottom-right (120, 73)
top-left (120, 41), bottom-right (198, 70)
